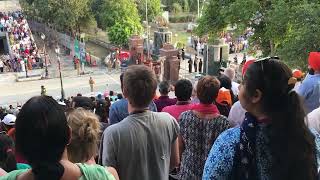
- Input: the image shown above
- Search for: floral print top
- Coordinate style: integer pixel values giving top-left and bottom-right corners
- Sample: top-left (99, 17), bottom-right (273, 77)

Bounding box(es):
top-left (179, 110), bottom-right (230, 180)
top-left (202, 125), bottom-right (320, 180)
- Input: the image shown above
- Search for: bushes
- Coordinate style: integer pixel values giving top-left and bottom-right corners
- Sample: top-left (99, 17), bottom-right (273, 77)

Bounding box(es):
top-left (169, 14), bottom-right (196, 23)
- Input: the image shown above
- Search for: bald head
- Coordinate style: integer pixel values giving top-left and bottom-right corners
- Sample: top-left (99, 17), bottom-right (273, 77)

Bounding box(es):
top-left (224, 67), bottom-right (236, 81)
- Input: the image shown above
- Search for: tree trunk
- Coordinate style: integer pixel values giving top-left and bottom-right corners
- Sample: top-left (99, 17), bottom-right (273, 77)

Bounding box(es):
top-left (270, 40), bottom-right (275, 56)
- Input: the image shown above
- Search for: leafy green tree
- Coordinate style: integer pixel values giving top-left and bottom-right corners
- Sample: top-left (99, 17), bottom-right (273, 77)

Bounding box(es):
top-left (172, 3), bottom-right (183, 14)
top-left (93, 0), bottom-right (141, 29)
top-left (197, 0), bottom-right (320, 68)
top-left (136, 0), bottom-right (162, 22)
top-left (22, 0), bottom-right (94, 34)
top-left (183, 0), bottom-right (190, 12)
top-left (108, 19), bottom-right (143, 45)
top-left (93, 0), bottom-right (143, 45)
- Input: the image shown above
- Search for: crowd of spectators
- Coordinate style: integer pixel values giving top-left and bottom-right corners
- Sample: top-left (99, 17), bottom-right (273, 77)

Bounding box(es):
top-left (0, 11), bottom-right (44, 73)
top-left (0, 51), bottom-right (320, 180)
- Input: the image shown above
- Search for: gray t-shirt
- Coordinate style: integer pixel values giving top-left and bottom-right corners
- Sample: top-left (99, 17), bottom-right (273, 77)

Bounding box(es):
top-left (101, 111), bottom-right (179, 180)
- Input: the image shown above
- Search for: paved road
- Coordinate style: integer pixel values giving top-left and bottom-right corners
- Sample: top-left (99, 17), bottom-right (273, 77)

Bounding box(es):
top-left (0, 71), bottom-right (122, 106)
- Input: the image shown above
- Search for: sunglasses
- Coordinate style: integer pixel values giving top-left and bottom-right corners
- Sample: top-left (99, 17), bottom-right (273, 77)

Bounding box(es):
top-left (255, 56), bottom-right (280, 73)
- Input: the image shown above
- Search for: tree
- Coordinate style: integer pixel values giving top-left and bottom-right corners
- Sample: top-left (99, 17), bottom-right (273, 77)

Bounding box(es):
top-left (197, 0), bottom-right (320, 68)
top-left (108, 19), bottom-right (143, 46)
top-left (94, 0), bottom-right (143, 45)
top-left (22, 0), bottom-right (94, 34)
top-left (136, 0), bottom-right (162, 22)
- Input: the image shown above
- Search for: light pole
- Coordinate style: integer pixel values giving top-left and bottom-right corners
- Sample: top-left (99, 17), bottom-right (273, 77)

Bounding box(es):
top-left (55, 46), bottom-right (65, 101)
top-left (145, 0), bottom-right (150, 61)
top-left (40, 33), bottom-right (48, 78)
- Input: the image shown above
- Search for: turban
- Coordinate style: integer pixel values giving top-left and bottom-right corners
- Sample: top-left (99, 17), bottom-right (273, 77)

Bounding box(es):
top-left (308, 52), bottom-right (320, 71)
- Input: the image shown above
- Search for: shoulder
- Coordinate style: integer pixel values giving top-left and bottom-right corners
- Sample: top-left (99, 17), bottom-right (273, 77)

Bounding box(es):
top-left (1, 169), bottom-right (28, 179)
top-left (152, 112), bottom-right (176, 122)
top-left (214, 127), bottom-right (240, 145)
top-left (307, 107), bottom-right (320, 132)
top-left (110, 99), bottom-right (127, 109)
top-left (161, 105), bottom-right (173, 112)
top-left (203, 128), bottom-right (240, 179)
top-left (77, 163), bottom-right (116, 180)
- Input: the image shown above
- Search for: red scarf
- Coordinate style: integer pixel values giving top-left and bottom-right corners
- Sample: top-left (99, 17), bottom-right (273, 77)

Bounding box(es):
top-left (191, 103), bottom-right (220, 115)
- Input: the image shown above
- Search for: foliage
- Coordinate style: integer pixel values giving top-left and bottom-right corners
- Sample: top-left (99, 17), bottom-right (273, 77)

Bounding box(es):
top-left (108, 20), bottom-right (143, 46)
top-left (93, 0), bottom-right (141, 30)
top-left (22, 0), bottom-right (94, 34)
top-left (169, 14), bottom-right (195, 23)
top-left (172, 3), bottom-right (183, 14)
top-left (162, 0), bottom-right (204, 12)
top-left (197, 0), bottom-right (320, 68)
top-left (183, 0), bottom-right (189, 12)
top-left (136, 0), bottom-right (162, 22)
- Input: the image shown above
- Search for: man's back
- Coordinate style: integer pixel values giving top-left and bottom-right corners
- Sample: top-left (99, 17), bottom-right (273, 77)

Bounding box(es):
top-left (298, 74), bottom-right (320, 113)
top-left (101, 111), bottom-right (179, 180)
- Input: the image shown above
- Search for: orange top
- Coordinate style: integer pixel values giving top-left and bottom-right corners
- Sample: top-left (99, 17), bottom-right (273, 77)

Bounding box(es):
top-left (216, 88), bottom-right (232, 106)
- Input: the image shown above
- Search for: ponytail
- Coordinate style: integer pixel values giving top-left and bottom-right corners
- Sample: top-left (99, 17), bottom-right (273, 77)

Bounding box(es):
top-left (32, 162), bottom-right (65, 180)
top-left (0, 148), bottom-right (16, 172)
top-left (269, 90), bottom-right (317, 180)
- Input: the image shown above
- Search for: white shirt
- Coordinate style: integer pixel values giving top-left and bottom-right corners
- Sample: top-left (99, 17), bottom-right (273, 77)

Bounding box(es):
top-left (306, 107), bottom-right (320, 133)
top-left (231, 81), bottom-right (240, 96)
top-left (0, 61), bottom-right (3, 68)
top-left (228, 101), bottom-right (246, 127)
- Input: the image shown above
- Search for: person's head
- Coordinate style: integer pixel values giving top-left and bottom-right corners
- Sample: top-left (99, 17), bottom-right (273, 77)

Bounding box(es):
top-left (224, 67), bottom-right (236, 81)
top-left (0, 134), bottom-right (16, 172)
top-left (308, 52), bottom-right (320, 73)
top-left (174, 79), bottom-right (193, 101)
top-left (159, 81), bottom-right (170, 96)
top-left (123, 65), bottom-right (157, 109)
top-left (109, 91), bottom-right (114, 96)
top-left (218, 74), bottom-right (232, 90)
top-left (292, 69), bottom-right (304, 81)
top-left (239, 59), bottom-right (317, 179)
top-left (71, 96), bottom-right (94, 111)
top-left (117, 93), bottom-right (123, 100)
top-left (197, 76), bottom-right (220, 104)
top-left (15, 96), bottom-right (70, 180)
top-left (66, 108), bottom-right (100, 163)
top-left (1, 114), bottom-right (16, 132)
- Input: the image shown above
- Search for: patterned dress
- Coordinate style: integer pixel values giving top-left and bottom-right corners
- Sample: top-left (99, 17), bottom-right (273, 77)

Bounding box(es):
top-left (202, 125), bottom-right (320, 180)
top-left (179, 110), bottom-right (230, 180)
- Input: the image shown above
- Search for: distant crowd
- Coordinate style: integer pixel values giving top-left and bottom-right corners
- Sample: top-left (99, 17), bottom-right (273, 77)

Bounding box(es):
top-left (0, 51), bottom-right (320, 180)
top-left (0, 11), bottom-right (44, 73)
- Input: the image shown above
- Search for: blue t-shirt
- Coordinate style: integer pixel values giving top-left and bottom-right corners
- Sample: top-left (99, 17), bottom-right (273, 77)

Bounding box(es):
top-left (108, 98), bottom-right (157, 125)
top-left (297, 74), bottom-right (320, 113)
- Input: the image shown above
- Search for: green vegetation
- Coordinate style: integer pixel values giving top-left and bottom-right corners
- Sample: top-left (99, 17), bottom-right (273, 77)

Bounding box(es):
top-left (197, 0), bottom-right (320, 68)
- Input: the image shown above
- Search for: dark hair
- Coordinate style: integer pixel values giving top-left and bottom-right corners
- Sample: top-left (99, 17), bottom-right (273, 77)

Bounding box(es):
top-left (0, 134), bottom-right (16, 172)
top-left (244, 60), bottom-right (317, 179)
top-left (120, 73), bottom-right (124, 91)
top-left (72, 96), bottom-right (94, 110)
top-left (15, 96), bottom-right (69, 180)
top-left (197, 76), bottom-right (220, 104)
top-left (218, 74), bottom-right (236, 104)
top-left (159, 81), bottom-right (170, 95)
top-left (117, 93), bottom-right (123, 100)
top-left (175, 79), bottom-right (193, 101)
top-left (109, 91), bottom-right (114, 96)
top-left (123, 65), bottom-right (157, 108)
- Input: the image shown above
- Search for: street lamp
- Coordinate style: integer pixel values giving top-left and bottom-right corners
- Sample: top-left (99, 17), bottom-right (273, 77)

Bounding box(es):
top-left (40, 33), bottom-right (48, 78)
top-left (55, 46), bottom-right (65, 101)
top-left (145, 0), bottom-right (150, 61)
